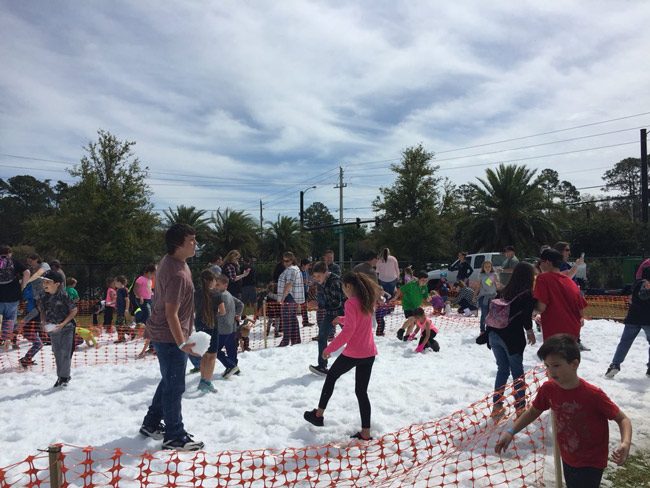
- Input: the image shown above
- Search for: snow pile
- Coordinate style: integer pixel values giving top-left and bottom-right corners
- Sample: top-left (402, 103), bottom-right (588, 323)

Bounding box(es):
top-left (0, 316), bottom-right (648, 485)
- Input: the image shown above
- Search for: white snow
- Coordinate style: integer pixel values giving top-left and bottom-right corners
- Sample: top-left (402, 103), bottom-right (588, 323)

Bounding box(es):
top-left (0, 312), bottom-right (648, 487)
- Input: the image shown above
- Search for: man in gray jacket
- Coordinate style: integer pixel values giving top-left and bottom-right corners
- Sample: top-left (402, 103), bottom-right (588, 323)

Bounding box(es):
top-left (214, 274), bottom-right (245, 378)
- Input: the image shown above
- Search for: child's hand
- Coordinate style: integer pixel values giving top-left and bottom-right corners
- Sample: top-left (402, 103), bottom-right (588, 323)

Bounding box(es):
top-left (407, 333), bottom-right (416, 341)
top-left (494, 432), bottom-right (513, 454)
top-left (415, 343), bottom-right (425, 353)
top-left (322, 351), bottom-right (331, 360)
top-left (611, 442), bottom-right (630, 466)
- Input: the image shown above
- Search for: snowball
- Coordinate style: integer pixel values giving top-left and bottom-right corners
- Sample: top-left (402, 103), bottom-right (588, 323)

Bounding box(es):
top-left (43, 323), bottom-right (58, 333)
top-left (188, 331), bottom-right (211, 357)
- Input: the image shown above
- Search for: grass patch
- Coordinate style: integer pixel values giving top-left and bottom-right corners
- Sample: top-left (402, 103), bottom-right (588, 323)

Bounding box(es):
top-left (604, 450), bottom-right (650, 487)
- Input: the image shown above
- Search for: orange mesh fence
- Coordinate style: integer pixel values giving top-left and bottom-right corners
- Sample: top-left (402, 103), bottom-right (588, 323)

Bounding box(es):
top-left (0, 367), bottom-right (549, 487)
top-left (0, 296), bottom-right (629, 374)
top-left (583, 295), bottom-right (630, 320)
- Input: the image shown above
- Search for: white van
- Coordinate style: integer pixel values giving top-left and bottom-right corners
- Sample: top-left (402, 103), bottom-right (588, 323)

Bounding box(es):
top-left (427, 252), bottom-right (506, 286)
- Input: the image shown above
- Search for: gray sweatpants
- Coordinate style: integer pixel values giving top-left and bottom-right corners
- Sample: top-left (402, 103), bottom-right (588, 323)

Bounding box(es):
top-left (50, 323), bottom-right (75, 378)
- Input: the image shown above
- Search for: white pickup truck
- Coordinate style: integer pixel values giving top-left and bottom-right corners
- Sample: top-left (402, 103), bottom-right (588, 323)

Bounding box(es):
top-left (427, 252), bottom-right (506, 286)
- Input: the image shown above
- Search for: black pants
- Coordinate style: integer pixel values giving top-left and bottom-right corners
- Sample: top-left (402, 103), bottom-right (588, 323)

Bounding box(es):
top-left (562, 462), bottom-right (603, 488)
top-left (318, 354), bottom-right (375, 428)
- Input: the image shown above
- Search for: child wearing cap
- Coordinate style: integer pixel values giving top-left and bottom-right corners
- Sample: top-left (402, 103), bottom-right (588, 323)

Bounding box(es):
top-left (40, 270), bottom-right (78, 388)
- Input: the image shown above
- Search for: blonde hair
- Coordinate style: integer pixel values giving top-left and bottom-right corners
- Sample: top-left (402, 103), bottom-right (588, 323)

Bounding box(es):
top-left (224, 250), bottom-right (241, 264)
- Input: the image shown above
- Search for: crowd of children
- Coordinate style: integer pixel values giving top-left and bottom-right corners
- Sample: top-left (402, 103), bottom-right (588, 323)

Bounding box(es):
top-left (1, 242), bottom-right (643, 486)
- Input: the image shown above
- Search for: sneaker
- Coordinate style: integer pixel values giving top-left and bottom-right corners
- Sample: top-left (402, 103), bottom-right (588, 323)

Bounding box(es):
top-left (303, 409), bottom-right (324, 427)
top-left (222, 365), bottom-right (240, 379)
top-left (490, 403), bottom-right (506, 421)
top-left (140, 422), bottom-right (165, 440)
top-left (396, 329), bottom-right (405, 341)
top-left (350, 432), bottom-right (373, 441)
top-left (605, 364), bottom-right (620, 379)
top-left (162, 434), bottom-right (204, 451)
top-left (53, 377), bottom-right (70, 388)
top-left (309, 365), bottom-right (329, 376)
top-left (463, 309), bottom-right (473, 317)
top-left (188, 367), bottom-right (200, 374)
top-left (197, 379), bottom-right (217, 393)
top-left (19, 357), bottom-right (36, 368)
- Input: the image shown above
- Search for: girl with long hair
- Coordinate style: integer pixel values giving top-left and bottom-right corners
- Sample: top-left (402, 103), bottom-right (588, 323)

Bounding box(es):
top-left (194, 269), bottom-right (226, 393)
top-left (304, 272), bottom-right (380, 441)
top-left (222, 250), bottom-right (250, 300)
top-left (487, 262), bottom-right (536, 418)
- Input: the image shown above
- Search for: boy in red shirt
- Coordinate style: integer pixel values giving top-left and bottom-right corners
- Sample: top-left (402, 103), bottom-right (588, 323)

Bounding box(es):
top-left (495, 334), bottom-right (631, 487)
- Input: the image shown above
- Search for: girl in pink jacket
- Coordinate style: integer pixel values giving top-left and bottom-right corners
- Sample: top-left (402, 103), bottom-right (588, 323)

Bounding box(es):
top-left (304, 272), bottom-right (380, 441)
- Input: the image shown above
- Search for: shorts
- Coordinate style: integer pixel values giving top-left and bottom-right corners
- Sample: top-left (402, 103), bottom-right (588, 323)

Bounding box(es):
top-left (404, 309), bottom-right (416, 318)
top-left (197, 325), bottom-right (220, 354)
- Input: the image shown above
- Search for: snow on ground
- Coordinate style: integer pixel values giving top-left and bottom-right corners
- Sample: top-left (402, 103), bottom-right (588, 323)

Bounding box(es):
top-left (0, 315), bottom-right (648, 483)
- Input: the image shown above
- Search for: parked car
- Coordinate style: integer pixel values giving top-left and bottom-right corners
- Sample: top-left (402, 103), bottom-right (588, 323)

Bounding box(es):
top-left (427, 252), bottom-right (506, 288)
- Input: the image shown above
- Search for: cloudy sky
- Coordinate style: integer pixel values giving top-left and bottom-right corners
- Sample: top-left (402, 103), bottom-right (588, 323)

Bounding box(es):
top-left (1, 0), bottom-right (649, 222)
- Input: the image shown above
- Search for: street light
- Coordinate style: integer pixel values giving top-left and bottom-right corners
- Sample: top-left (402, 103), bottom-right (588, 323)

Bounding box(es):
top-left (300, 186), bottom-right (317, 229)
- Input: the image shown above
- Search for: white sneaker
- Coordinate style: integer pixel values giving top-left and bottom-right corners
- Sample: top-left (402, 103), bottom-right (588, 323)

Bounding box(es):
top-left (463, 309), bottom-right (473, 317)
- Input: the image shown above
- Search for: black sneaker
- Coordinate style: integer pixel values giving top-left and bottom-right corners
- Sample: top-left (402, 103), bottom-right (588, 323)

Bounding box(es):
top-left (162, 434), bottom-right (204, 451)
top-left (605, 364), bottom-right (620, 379)
top-left (140, 422), bottom-right (165, 440)
top-left (396, 329), bottom-right (405, 341)
top-left (303, 409), bottom-right (324, 427)
top-left (53, 377), bottom-right (70, 388)
top-left (350, 432), bottom-right (373, 441)
top-left (309, 365), bottom-right (329, 377)
top-left (187, 367), bottom-right (200, 374)
top-left (222, 366), bottom-right (240, 379)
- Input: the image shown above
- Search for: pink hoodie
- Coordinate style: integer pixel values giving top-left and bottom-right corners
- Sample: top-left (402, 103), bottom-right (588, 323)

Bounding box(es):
top-left (325, 296), bottom-right (377, 358)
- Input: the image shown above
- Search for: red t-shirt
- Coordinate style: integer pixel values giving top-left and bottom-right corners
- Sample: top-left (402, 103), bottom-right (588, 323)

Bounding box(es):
top-left (532, 379), bottom-right (620, 469)
top-left (534, 272), bottom-right (587, 340)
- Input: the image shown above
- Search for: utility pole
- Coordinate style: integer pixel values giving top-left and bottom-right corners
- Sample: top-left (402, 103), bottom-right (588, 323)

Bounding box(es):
top-left (641, 129), bottom-right (648, 224)
top-left (334, 166), bottom-right (347, 270)
top-left (259, 200), bottom-right (264, 239)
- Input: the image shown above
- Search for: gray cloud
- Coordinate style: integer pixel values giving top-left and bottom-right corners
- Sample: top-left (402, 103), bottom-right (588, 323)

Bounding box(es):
top-left (1, 0), bottom-right (649, 216)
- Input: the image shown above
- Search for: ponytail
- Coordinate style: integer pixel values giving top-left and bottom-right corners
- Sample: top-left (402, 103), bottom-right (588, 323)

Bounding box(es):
top-left (381, 247), bottom-right (389, 262)
top-left (199, 269), bottom-right (217, 328)
top-left (341, 272), bottom-right (380, 315)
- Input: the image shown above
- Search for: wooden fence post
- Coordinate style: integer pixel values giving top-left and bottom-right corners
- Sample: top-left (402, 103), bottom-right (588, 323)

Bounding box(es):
top-left (48, 444), bottom-right (62, 488)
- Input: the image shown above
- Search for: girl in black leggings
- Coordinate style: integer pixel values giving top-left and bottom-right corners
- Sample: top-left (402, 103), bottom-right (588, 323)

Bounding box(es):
top-left (304, 272), bottom-right (380, 440)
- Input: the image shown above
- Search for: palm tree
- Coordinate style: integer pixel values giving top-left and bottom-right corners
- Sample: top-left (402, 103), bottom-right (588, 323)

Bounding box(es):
top-left (162, 205), bottom-right (212, 242)
top-left (461, 164), bottom-right (558, 253)
top-left (210, 208), bottom-right (259, 257)
top-left (264, 215), bottom-right (309, 259)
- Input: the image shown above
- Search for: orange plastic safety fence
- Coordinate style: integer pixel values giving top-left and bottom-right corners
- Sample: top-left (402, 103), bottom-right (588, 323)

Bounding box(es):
top-left (583, 295), bottom-right (630, 321)
top-left (1, 296), bottom-right (629, 374)
top-left (0, 367), bottom-right (549, 487)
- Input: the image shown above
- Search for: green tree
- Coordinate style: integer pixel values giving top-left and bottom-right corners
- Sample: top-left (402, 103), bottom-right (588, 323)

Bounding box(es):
top-left (208, 208), bottom-right (259, 257)
top-left (27, 130), bottom-right (160, 263)
top-left (303, 202), bottom-right (336, 258)
top-left (0, 175), bottom-right (65, 245)
top-left (163, 205), bottom-right (212, 243)
top-left (602, 157), bottom-right (642, 221)
top-left (537, 169), bottom-right (581, 205)
top-left (460, 164), bottom-right (558, 254)
top-left (372, 144), bottom-right (447, 265)
top-left (263, 215), bottom-right (309, 259)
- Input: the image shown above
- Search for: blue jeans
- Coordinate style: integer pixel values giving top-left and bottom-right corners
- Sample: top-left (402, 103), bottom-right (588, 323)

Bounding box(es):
top-left (317, 311), bottom-right (337, 368)
top-left (217, 332), bottom-right (238, 369)
top-left (611, 324), bottom-right (650, 367)
top-left (489, 331), bottom-right (525, 410)
top-left (136, 299), bottom-right (152, 324)
top-left (143, 342), bottom-right (188, 441)
top-left (478, 296), bottom-right (493, 333)
top-left (0, 301), bottom-right (19, 341)
top-left (379, 279), bottom-right (397, 297)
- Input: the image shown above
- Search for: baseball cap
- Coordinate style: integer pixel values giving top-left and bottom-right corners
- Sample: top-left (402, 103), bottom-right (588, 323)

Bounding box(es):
top-left (42, 270), bottom-right (64, 284)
